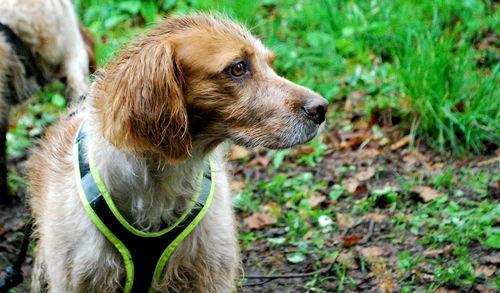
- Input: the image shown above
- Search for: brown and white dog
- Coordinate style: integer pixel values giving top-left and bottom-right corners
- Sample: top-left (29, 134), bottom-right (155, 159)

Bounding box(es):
top-left (0, 0), bottom-right (92, 198)
top-left (28, 14), bottom-right (328, 292)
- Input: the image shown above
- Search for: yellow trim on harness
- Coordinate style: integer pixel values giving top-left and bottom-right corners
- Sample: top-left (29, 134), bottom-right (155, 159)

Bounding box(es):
top-left (89, 153), bottom-right (203, 238)
top-left (73, 131), bottom-right (135, 292)
top-left (151, 158), bottom-right (216, 291)
top-left (74, 121), bottom-right (215, 292)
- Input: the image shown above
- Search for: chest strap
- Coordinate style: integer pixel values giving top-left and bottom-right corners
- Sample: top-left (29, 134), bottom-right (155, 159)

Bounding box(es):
top-left (73, 122), bottom-right (215, 293)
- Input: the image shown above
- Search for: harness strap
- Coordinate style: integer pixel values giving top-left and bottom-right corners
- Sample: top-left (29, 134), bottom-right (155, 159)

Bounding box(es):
top-left (0, 23), bottom-right (45, 102)
top-left (74, 121), bottom-right (215, 293)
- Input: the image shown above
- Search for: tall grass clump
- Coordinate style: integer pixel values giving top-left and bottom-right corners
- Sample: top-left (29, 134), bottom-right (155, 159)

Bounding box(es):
top-left (322, 0), bottom-right (499, 154)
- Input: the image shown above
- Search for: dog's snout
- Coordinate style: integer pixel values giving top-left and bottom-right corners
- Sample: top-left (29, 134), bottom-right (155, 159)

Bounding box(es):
top-left (301, 97), bottom-right (328, 124)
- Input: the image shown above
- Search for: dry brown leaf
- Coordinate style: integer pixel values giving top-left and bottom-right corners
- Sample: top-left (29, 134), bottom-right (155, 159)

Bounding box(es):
top-left (423, 245), bottom-right (454, 258)
top-left (339, 136), bottom-right (365, 149)
top-left (389, 135), bottom-right (411, 151)
top-left (262, 202), bottom-right (281, 216)
top-left (343, 178), bottom-right (360, 194)
top-left (363, 213), bottom-right (388, 223)
top-left (479, 252), bottom-right (500, 265)
top-left (228, 145), bottom-right (251, 160)
top-left (355, 167), bottom-right (376, 181)
top-left (338, 131), bottom-right (369, 150)
top-left (356, 246), bottom-right (384, 261)
top-left (353, 183), bottom-right (369, 197)
top-left (378, 137), bottom-right (390, 146)
top-left (336, 213), bottom-right (356, 229)
top-left (336, 251), bottom-right (359, 270)
top-left (474, 284), bottom-right (495, 293)
top-left (428, 162), bottom-right (444, 170)
top-left (230, 180), bottom-right (247, 190)
top-left (360, 148), bottom-right (381, 159)
top-left (243, 213), bottom-right (277, 230)
top-left (378, 279), bottom-right (396, 293)
top-left (341, 235), bottom-right (361, 247)
top-left (309, 194), bottom-right (327, 210)
top-left (412, 185), bottom-right (445, 202)
top-left (351, 90), bottom-right (367, 100)
top-left (474, 265), bottom-right (496, 278)
top-left (477, 156), bottom-right (500, 166)
top-left (293, 145), bottom-right (316, 155)
top-left (253, 156), bottom-right (271, 167)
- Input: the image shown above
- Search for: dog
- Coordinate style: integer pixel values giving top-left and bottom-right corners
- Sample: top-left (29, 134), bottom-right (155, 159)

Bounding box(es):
top-left (0, 0), bottom-right (92, 199)
top-left (27, 13), bottom-right (328, 292)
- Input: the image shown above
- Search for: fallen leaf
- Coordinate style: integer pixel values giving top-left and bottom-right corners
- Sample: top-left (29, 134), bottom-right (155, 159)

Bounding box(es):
top-left (343, 178), bottom-right (360, 193)
top-left (412, 185), bottom-right (445, 202)
top-left (474, 265), bottom-right (496, 278)
top-left (309, 194), bottom-right (327, 209)
top-left (293, 145), bottom-right (316, 155)
top-left (378, 137), bottom-right (390, 146)
top-left (338, 131), bottom-right (369, 149)
top-left (341, 235), bottom-right (361, 247)
top-left (228, 145), bottom-right (251, 160)
top-left (477, 156), bottom-right (500, 166)
top-left (353, 183), bottom-right (369, 197)
top-left (339, 136), bottom-right (365, 149)
top-left (351, 90), bottom-right (367, 100)
top-left (474, 284), bottom-right (495, 293)
top-left (356, 246), bottom-right (384, 261)
top-left (428, 162), bottom-right (444, 170)
top-left (479, 252), bottom-right (500, 265)
top-left (336, 251), bottom-right (359, 269)
top-left (243, 213), bottom-right (277, 230)
top-left (390, 135), bottom-right (411, 151)
top-left (423, 245), bottom-right (454, 258)
top-left (251, 156), bottom-right (271, 167)
top-left (360, 148), bottom-right (381, 159)
top-left (378, 279), bottom-right (396, 293)
top-left (336, 213), bottom-right (356, 229)
top-left (420, 274), bottom-right (437, 283)
top-left (355, 167), bottom-right (376, 181)
top-left (363, 213), bottom-right (388, 223)
top-left (262, 202), bottom-right (281, 216)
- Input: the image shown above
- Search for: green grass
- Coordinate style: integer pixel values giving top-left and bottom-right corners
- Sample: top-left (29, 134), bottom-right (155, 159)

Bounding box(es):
top-left (71, 0), bottom-right (499, 154)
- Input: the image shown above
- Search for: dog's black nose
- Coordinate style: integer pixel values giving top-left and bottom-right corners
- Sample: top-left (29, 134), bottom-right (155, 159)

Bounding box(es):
top-left (302, 98), bottom-right (328, 124)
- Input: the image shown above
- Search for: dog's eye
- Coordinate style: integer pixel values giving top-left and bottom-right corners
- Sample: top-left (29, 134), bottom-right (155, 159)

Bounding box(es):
top-left (230, 61), bottom-right (246, 77)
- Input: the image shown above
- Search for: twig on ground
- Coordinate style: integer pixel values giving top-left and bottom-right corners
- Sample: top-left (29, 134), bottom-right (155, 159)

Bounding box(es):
top-left (242, 279), bottom-right (273, 287)
top-left (342, 220), bottom-right (365, 237)
top-left (359, 219), bottom-right (375, 244)
top-left (244, 264), bottom-right (333, 280)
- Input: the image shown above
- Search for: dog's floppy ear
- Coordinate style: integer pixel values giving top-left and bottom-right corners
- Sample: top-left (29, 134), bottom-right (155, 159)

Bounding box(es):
top-left (96, 37), bottom-right (191, 162)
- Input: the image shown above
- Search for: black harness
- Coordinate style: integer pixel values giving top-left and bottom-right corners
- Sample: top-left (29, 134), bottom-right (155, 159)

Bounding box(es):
top-left (74, 122), bottom-right (215, 293)
top-left (0, 22), bottom-right (45, 104)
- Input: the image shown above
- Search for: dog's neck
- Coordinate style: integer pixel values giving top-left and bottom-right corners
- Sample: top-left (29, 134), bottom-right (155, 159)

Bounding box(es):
top-left (84, 118), bottom-right (211, 233)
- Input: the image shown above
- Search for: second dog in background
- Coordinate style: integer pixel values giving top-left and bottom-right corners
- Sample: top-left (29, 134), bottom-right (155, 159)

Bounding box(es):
top-left (0, 0), bottom-right (94, 198)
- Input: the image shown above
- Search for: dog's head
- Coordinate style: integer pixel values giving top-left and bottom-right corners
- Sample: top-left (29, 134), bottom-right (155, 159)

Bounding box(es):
top-left (94, 14), bottom-right (328, 162)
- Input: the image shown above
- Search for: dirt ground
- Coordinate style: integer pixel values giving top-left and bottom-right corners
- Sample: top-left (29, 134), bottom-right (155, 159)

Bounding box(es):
top-left (0, 134), bottom-right (498, 292)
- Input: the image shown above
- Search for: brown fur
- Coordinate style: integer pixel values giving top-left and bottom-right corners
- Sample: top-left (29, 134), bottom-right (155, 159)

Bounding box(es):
top-left (28, 13), bottom-right (327, 292)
